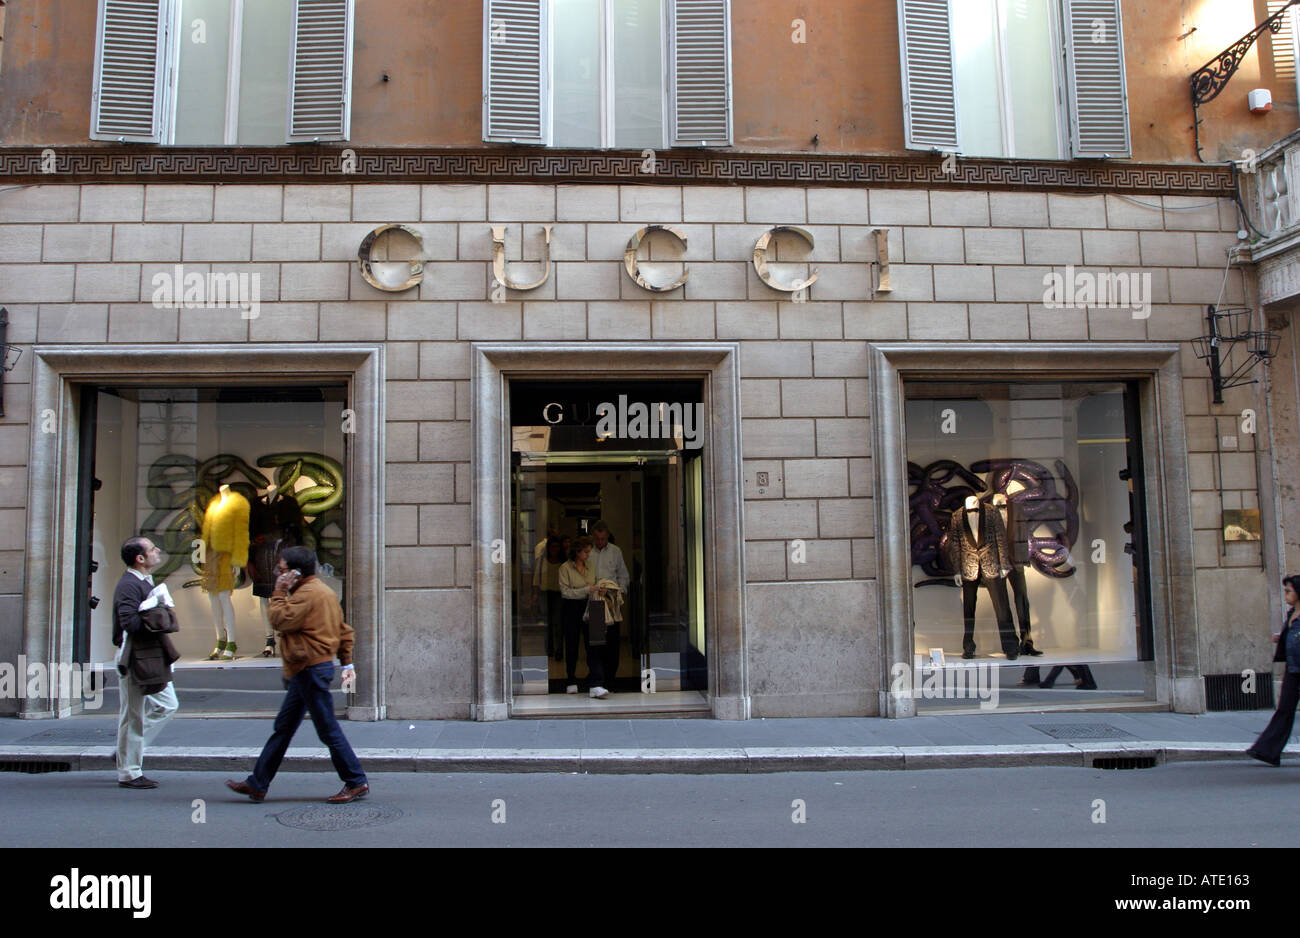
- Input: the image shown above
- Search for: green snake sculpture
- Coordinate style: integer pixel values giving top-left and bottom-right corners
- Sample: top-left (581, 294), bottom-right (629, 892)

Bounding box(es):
top-left (138, 451), bottom-right (345, 580)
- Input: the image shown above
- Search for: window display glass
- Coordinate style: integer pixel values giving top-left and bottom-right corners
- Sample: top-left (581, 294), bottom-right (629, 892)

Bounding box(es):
top-left (84, 386), bottom-right (348, 707)
top-left (905, 381), bottom-right (1153, 705)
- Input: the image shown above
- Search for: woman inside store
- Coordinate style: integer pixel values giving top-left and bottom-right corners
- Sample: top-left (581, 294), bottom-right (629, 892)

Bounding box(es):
top-left (533, 536), bottom-right (567, 663)
top-left (1246, 575), bottom-right (1300, 766)
top-left (557, 536), bottom-right (608, 699)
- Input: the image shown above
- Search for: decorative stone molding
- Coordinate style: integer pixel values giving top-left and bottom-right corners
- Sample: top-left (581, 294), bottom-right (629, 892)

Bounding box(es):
top-left (868, 342), bottom-right (1200, 717)
top-left (0, 147), bottom-right (1237, 195)
top-left (21, 344), bottom-right (387, 721)
top-left (470, 342), bottom-right (748, 721)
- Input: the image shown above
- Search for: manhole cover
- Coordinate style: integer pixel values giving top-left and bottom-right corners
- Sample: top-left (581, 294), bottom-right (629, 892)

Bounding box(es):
top-left (1030, 723), bottom-right (1138, 740)
top-left (275, 803), bottom-right (403, 831)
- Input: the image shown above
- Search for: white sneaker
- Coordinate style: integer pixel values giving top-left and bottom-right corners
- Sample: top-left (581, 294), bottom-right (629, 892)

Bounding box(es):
top-left (589, 686), bottom-right (609, 699)
top-left (565, 684), bottom-right (578, 694)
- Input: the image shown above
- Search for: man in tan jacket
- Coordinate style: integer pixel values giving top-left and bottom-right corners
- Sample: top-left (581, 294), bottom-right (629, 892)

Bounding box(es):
top-left (225, 546), bottom-right (369, 803)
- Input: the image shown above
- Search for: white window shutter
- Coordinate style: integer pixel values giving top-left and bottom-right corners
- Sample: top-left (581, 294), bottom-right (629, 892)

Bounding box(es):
top-left (91, 0), bottom-right (170, 142)
top-left (668, 0), bottom-right (732, 147)
top-left (1063, 0), bottom-right (1130, 158)
top-left (287, 0), bottom-right (354, 142)
top-left (1267, 0), bottom-right (1297, 82)
top-left (897, 0), bottom-right (959, 151)
top-left (483, 0), bottom-right (547, 145)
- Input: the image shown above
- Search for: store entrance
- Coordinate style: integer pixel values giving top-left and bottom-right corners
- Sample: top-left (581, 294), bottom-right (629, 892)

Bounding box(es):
top-left (509, 380), bottom-right (708, 716)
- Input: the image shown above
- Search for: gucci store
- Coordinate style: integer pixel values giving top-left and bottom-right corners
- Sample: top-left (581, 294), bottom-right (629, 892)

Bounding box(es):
top-left (3, 176), bottom-right (1277, 722)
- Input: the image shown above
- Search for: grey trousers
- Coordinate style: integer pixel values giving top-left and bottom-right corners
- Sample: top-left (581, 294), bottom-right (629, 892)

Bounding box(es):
top-left (116, 678), bottom-right (179, 781)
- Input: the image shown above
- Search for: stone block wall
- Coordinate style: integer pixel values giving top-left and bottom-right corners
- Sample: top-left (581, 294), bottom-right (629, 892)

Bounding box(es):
top-left (0, 182), bottom-right (1270, 716)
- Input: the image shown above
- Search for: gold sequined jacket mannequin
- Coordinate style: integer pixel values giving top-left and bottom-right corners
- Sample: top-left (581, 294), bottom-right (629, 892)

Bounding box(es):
top-left (944, 504), bottom-right (1012, 581)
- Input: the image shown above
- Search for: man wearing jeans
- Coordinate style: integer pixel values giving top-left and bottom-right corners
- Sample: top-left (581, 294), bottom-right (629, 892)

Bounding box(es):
top-left (225, 546), bottom-right (368, 804)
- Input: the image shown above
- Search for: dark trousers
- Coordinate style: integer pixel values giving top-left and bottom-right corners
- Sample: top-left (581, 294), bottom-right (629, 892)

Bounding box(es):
top-left (962, 574), bottom-right (1019, 656)
top-left (562, 598), bottom-right (587, 683)
top-left (1252, 669), bottom-right (1300, 761)
top-left (246, 662), bottom-right (366, 793)
top-left (586, 623), bottom-right (620, 689)
top-left (1006, 566), bottom-right (1032, 643)
top-left (541, 590), bottom-right (563, 660)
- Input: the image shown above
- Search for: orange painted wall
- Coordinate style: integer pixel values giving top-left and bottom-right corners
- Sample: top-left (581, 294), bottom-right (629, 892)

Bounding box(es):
top-left (0, 0), bottom-right (1296, 162)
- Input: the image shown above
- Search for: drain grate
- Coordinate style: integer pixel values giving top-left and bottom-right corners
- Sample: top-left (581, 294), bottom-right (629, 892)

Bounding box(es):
top-left (1092, 756), bottom-right (1157, 770)
top-left (1030, 723), bottom-right (1138, 740)
top-left (275, 803), bottom-right (404, 832)
top-left (0, 761), bottom-right (71, 774)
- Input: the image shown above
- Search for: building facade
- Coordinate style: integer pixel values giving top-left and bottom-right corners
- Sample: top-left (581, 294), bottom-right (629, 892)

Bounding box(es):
top-left (1, 0), bottom-right (1297, 721)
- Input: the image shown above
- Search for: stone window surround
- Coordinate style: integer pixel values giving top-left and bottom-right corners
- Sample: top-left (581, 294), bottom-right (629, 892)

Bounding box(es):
top-left (868, 341), bottom-right (1200, 717)
top-left (21, 344), bottom-right (386, 720)
top-left (470, 342), bottom-right (748, 721)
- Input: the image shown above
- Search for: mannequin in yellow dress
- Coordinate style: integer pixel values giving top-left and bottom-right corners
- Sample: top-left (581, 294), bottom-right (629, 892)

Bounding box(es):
top-left (201, 485), bottom-right (250, 660)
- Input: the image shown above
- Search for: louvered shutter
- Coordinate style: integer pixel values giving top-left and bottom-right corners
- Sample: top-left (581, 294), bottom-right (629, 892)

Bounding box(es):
top-left (897, 0), bottom-right (959, 151)
top-left (287, 0), bottom-right (354, 142)
top-left (90, 0), bottom-right (170, 142)
top-left (483, 0), bottom-right (547, 144)
top-left (1268, 0), bottom-right (1297, 83)
top-left (668, 0), bottom-right (731, 147)
top-left (1063, 0), bottom-right (1130, 158)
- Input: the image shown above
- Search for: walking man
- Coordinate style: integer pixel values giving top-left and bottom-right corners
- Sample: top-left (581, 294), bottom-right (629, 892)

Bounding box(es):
top-left (226, 546), bottom-right (369, 803)
top-left (113, 537), bottom-right (180, 789)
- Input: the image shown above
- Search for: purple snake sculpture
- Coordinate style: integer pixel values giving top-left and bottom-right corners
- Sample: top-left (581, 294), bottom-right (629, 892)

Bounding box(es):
top-left (910, 457), bottom-right (1080, 587)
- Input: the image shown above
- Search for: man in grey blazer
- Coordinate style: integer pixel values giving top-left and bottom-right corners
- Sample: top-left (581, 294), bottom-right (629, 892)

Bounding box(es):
top-left (113, 536), bottom-right (180, 789)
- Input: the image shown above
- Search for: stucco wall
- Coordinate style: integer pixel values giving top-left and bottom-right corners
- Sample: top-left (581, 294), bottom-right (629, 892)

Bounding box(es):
top-left (1, 0), bottom-right (1296, 161)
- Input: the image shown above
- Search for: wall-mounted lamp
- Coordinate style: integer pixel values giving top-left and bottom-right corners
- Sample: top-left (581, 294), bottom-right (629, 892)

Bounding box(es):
top-left (0, 306), bottom-right (24, 418)
top-left (1191, 305), bottom-right (1280, 404)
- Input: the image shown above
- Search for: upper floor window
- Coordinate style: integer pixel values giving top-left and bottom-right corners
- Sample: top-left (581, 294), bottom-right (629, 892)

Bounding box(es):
top-left (898, 0), bottom-right (1130, 159)
top-left (91, 0), bottom-right (354, 144)
top-left (484, 0), bottom-right (732, 148)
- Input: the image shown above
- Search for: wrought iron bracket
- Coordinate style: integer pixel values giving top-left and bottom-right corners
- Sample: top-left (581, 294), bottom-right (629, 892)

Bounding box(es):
top-left (1191, 1), bottom-right (1300, 104)
top-left (1192, 305), bottom-right (1280, 404)
top-left (1190, 1), bottom-right (1300, 162)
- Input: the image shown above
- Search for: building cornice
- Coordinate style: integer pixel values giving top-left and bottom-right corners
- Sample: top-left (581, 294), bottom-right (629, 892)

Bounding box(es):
top-left (0, 146), bottom-right (1237, 195)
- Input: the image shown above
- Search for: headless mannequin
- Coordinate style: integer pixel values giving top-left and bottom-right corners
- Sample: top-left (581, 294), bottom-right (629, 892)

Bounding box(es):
top-left (950, 495), bottom-right (1019, 660)
top-left (202, 484), bottom-right (248, 661)
top-left (993, 487), bottom-right (1042, 657)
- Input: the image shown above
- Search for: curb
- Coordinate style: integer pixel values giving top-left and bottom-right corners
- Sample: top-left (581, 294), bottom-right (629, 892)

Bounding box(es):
top-left (0, 741), bottom-right (1257, 774)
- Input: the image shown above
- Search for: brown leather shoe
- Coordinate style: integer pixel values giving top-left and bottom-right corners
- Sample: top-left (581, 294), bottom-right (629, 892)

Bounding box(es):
top-left (326, 783), bottom-right (369, 804)
top-left (225, 779), bottom-right (267, 802)
top-left (119, 776), bottom-right (159, 789)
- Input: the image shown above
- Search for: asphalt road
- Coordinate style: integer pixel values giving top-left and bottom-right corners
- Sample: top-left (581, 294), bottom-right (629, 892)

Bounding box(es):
top-left (0, 761), bottom-right (1291, 848)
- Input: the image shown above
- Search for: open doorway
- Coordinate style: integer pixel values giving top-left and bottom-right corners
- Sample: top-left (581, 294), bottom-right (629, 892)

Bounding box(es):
top-left (508, 379), bottom-right (708, 716)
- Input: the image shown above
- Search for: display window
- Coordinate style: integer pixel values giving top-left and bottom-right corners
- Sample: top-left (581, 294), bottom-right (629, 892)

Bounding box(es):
top-left (905, 380), bottom-right (1154, 706)
top-left (78, 385), bottom-right (348, 712)
top-left (507, 379), bottom-right (708, 714)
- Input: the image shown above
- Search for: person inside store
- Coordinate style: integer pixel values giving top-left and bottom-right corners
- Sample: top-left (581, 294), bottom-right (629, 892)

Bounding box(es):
top-left (559, 535), bottom-right (609, 698)
top-left (589, 521), bottom-right (630, 689)
top-left (532, 535), bottom-right (567, 662)
top-left (1246, 575), bottom-right (1300, 766)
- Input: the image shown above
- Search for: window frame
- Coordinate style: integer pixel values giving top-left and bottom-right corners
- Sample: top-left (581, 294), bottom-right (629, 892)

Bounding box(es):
top-left (548, 0), bottom-right (671, 150)
top-left (91, 0), bottom-right (352, 146)
top-left (900, 0), bottom-right (1127, 160)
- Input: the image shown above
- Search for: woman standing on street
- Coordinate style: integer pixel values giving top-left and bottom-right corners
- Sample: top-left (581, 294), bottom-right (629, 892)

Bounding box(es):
top-left (1246, 575), bottom-right (1300, 766)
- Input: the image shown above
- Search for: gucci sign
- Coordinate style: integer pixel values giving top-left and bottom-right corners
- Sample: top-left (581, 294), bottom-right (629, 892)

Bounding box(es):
top-left (358, 223), bottom-right (892, 295)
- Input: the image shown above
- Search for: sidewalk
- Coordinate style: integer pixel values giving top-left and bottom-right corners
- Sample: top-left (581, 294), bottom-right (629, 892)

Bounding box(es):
top-left (0, 709), bottom-right (1282, 774)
